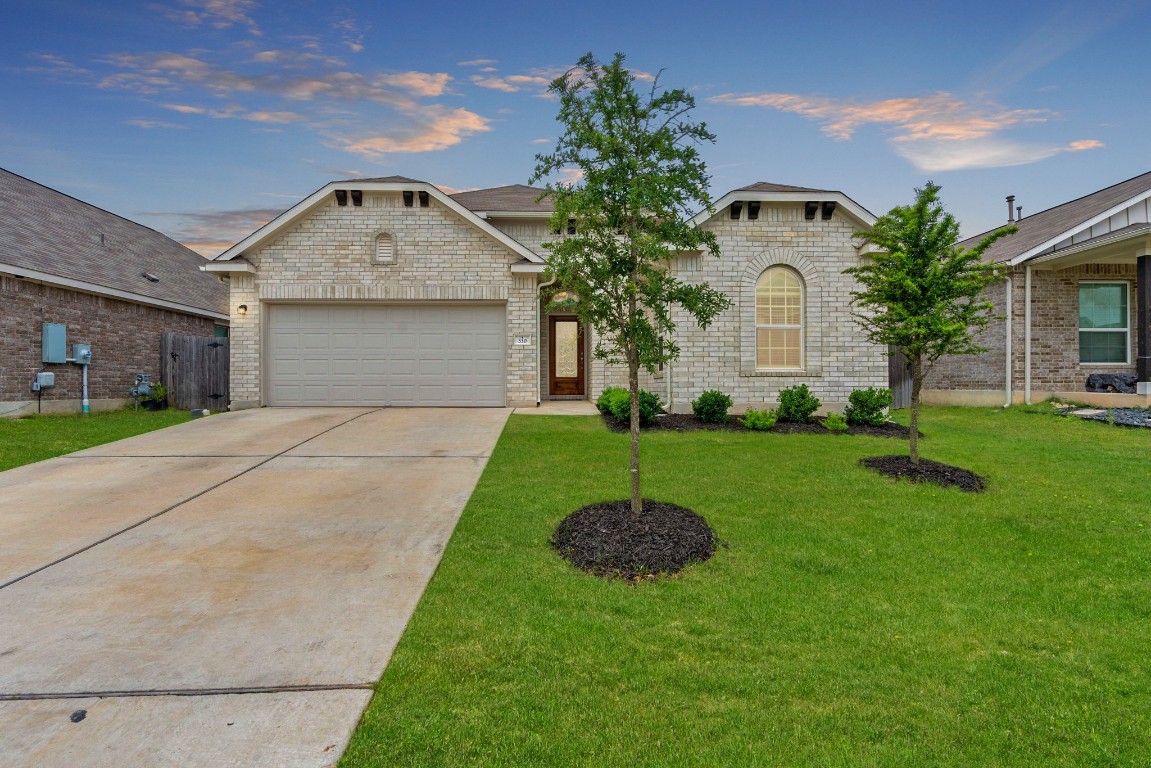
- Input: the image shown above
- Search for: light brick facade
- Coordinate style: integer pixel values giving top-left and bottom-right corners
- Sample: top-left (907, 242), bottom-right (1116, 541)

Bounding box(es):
top-left (228, 191), bottom-right (539, 408)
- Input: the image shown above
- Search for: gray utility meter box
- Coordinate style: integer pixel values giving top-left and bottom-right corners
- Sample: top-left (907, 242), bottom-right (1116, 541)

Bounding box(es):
top-left (73, 344), bottom-right (92, 364)
top-left (35, 371), bottom-right (55, 388)
top-left (42, 323), bottom-right (67, 363)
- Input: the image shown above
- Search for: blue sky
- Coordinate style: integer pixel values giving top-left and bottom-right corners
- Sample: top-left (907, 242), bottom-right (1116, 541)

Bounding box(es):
top-left (3, 0), bottom-right (1149, 254)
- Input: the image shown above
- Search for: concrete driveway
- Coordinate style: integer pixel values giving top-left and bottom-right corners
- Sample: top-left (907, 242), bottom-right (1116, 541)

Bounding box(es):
top-left (0, 407), bottom-right (510, 767)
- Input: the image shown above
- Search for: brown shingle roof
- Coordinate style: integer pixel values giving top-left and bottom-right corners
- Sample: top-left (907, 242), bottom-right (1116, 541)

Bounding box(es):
top-left (735, 181), bottom-right (836, 194)
top-left (340, 175), bottom-right (425, 184)
top-left (451, 184), bottom-right (554, 213)
top-left (0, 167), bottom-right (227, 315)
top-left (959, 170), bottom-right (1151, 262)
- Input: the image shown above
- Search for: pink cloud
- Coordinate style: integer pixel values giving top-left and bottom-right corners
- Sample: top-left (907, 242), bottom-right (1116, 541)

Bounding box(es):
top-left (342, 107), bottom-right (491, 156)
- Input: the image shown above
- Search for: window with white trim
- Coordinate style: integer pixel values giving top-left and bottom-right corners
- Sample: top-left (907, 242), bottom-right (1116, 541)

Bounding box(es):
top-left (755, 267), bottom-right (803, 369)
top-left (1078, 282), bottom-right (1128, 364)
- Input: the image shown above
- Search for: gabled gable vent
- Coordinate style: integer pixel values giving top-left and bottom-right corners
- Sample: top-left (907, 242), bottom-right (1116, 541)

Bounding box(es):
top-left (375, 232), bottom-right (395, 264)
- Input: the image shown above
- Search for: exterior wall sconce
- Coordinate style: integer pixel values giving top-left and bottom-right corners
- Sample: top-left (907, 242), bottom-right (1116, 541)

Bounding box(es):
top-left (821, 201), bottom-right (837, 220)
top-left (402, 190), bottom-right (414, 207)
top-left (418, 191), bottom-right (429, 207)
top-left (350, 190), bottom-right (363, 207)
top-left (804, 201), bottom-right (819, 220)
top-left (747, 201), bottom-right (761, 220)
top-left (729, 201), bottom-right (743, 220)
top-left (335, 190), bottom-right (348, 206)
top-left (237, 304), bottom-right (248, 316)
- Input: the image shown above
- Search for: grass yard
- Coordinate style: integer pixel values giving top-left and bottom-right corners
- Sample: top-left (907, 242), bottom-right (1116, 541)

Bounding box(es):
top-left (0, 408), bottom-right (191, 472)
top-left (342, 406), bottom-right (1150, 767)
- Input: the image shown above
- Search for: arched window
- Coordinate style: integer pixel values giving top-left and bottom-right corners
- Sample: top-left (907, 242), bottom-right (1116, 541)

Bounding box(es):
top-left (755, 267), bottom-right (802, 369)
top-left (374, 232), bottom-right (395, 264)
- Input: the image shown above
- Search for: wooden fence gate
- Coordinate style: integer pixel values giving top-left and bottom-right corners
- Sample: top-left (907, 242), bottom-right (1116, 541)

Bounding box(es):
top-left (160, 333), bottom-right (229, 411)
top-left (888, 346), bottom-right (912, 410)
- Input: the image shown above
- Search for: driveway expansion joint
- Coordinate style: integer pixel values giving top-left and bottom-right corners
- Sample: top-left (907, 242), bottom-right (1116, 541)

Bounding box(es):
top-left (0, 684), bottom-right (375, 701)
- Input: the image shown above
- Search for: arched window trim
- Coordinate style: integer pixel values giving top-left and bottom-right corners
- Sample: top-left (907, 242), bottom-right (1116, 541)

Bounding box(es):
top-left (372, 230), bottom-right (397, 265)
top-left (739, 249), bottom-right (823, 377)
top-left (755, 266), bottom-right (804, 370)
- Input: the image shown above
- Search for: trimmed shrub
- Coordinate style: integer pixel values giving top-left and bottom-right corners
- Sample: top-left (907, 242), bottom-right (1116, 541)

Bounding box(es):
top-left (606, 388), bottom-right (663, 427)
top-left (777, 384), bottom-right (821, 423)
top-left (821, 412), bottom-right (849, 432)
top-left (845, 387), bottom-right (893, 426)
top-left (740, 407), bottom-right (777, 431)
top-left (692, 390), bottom-right (734, 423)
top-left (596, 386), bottom-right (627, 414)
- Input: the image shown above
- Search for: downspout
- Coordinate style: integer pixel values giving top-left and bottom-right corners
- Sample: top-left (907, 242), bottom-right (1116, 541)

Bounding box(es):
top-left (1003, 274), bottom-right (1013, 407)
top-left (1024, 265), bottom-right (1033, 405)
top-left (536, 274), bottom-right (556, 406)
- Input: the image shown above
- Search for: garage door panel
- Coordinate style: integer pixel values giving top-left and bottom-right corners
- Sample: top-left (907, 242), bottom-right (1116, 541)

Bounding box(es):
top-left (268, 304), bottom-right (505, 406)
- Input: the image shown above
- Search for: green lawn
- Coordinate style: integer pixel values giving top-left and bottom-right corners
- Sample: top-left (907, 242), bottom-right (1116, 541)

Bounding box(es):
top-left (0, 408), bottom-right (191, 472)
top-left (342, 406), bottom-right (1150, 767)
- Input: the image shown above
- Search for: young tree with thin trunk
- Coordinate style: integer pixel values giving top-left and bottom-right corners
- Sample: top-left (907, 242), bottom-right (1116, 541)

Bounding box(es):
top-left (847, 182), bottom-right (1015, 464)
top-left (531, 52), bottom-right (730, 515)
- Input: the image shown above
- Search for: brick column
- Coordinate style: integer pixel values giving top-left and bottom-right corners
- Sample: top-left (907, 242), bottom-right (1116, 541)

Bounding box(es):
top-left (1138, 254), bottom-right (1150, 394)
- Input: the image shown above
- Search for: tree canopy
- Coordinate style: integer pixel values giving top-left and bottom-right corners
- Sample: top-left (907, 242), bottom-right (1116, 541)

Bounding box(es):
top-left (531, 52), bottom-right (730, 512)
top-left (847, 181), bottom-right (1015, 462)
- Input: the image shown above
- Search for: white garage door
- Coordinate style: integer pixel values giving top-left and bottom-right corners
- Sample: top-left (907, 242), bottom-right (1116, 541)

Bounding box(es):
top-left (267, 304), bottom-right (506, 406)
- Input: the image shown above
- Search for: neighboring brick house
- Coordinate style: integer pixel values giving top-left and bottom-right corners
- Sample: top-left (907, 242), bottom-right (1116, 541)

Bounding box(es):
top-left (206, 176), bottom-right (887, 412)
top-left (0, 168), bottom-right (229, 417)
top-left (928, 171), bottom-right (1151, 407)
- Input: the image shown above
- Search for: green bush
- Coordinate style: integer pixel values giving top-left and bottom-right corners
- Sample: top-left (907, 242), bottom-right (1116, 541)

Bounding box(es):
top-left (605, 388), bottom-right (663, 427)
top-left (844, 387), bottom-right (893, 426)
top-left (777, 384), bottom-right (821, 423)
top-left (596, 386), bottom-right (628, 414)
top-left (740, 407), bottom-right (777, 431)
top-left (692, 390), bottom-right (734, 423)
top-left (821, 412), bottom-right (849, 432)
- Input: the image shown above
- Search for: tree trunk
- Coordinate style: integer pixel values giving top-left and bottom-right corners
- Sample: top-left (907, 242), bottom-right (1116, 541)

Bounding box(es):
top-left (909, 355), bottom-right (923, 465)
top-left (628, 343), bottom-right (642, 515)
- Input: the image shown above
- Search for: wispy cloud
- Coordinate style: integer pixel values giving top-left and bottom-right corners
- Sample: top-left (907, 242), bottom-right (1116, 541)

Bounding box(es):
top-left (470, 73), bottom-right (552, 93)
top-left (711, 90), bottom-right (1103, 171)
top-left (127, 117), bottom-right (185, 129)
top-left (157, 0), bottom-right (261, 35)
top-left (150, 205), bottom-right (286, 256)
top-left (31, 6), bottom-right (492, 163)
top-left (340, 107), bottom-right (490, 157)
top-left (458, 58), bottom-right (497, 67)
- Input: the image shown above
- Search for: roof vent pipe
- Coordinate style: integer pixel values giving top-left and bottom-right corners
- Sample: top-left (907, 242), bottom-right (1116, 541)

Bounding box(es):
top-left (1016, 206), bottom-right (1022, 222)
top-left (1006, 195), bottom-right (1015, 223)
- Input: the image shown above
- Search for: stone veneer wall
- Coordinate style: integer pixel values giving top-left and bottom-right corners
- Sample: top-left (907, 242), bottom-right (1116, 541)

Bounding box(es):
top-left (1, 276), bottom-right (217, 416)
top-left (928, 263), bottom-right (1139, 400)
top-left (230, 192), bottom-right (538, 407)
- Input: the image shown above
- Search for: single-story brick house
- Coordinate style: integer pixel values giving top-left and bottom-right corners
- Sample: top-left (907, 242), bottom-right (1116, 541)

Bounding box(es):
top-left (0, 167), bottom-right (229, 417)
top-left (205, 176), bottom-right (888, 412)
top-left (928, 171), bottom-right (1151, 408)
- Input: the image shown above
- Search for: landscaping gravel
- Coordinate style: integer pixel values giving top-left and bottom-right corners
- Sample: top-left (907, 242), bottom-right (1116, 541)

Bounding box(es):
top-left (1069, 408), bottom-right (1151, 428)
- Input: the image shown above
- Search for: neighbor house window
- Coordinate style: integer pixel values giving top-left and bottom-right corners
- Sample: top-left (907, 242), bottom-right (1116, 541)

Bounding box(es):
top-left (755, 267), bottom-right (803, 369)
top-left (1079, 282), bottom-right (1129, 363)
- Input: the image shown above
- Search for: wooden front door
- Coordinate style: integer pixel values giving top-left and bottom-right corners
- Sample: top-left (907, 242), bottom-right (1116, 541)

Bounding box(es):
top-left (549, 316), bottom-right (585, 396)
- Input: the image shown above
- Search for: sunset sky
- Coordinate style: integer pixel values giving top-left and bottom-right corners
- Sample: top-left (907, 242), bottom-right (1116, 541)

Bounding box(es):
top-left (3, 0), bottom-right (1149, 255)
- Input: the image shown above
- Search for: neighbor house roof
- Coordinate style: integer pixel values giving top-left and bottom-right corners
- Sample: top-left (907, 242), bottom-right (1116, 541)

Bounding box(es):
top-left (451, 184), bottom-right (553, 215)
top-left (959, 170), bottom-right (1151, 264)
top-left (0, 167), bottom-right (228, 319)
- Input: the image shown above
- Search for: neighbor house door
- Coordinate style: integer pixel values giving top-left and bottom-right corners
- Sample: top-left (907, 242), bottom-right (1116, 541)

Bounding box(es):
top-left (549, 316), bottom-right (585, 396)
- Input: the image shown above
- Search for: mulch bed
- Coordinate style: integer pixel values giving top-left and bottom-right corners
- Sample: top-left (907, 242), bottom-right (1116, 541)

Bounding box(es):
top-left (551, 500), bottom-right (717, 581)
top-left (601, 411), bottom-right (913, 438)
top-left (860, 455), bottom-right (986, 492)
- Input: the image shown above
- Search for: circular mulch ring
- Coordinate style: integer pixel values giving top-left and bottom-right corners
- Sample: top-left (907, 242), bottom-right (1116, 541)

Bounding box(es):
top-left (551, 500), bottom-right (716, 580)
top-left (600, 412), bottom-right (913, 438)
top-left (860, 455), bottom-right (986, 492)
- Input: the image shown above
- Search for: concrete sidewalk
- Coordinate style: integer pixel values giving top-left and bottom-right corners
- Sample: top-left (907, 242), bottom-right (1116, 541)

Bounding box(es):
top-left (0, 407), bottom-right (510, 767)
